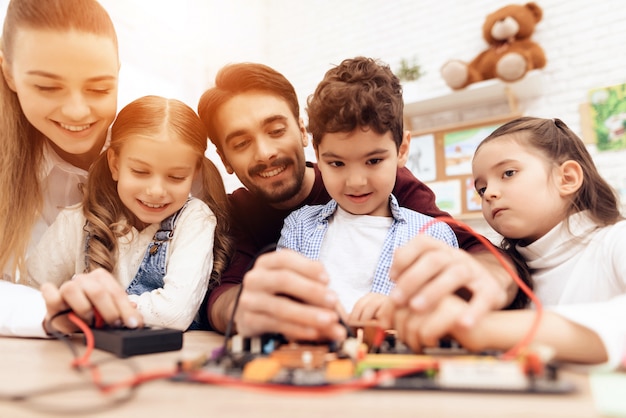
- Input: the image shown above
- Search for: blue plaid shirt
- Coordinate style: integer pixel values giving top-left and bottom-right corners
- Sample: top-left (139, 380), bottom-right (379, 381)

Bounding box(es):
top-left (277, 195), bottom-right (459, 295)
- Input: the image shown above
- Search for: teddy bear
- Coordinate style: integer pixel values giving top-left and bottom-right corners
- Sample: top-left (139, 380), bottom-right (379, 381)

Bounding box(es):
top-left (440, 2), bottom-right (546, 90)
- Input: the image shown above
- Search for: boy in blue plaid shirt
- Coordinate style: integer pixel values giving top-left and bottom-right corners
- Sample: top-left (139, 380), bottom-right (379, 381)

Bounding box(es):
top-left (277, 57), bottom-right (458, 322)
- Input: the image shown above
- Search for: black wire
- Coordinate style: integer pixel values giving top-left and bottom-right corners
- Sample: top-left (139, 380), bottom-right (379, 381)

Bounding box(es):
top-left (1, 309), bottom-right (143, 415)
top-left (221, 243), bottom-right (278, 354)
top-left (45, 308), bottom-right (81, 358)
top-left (0, 376), bottom-right (137, 416)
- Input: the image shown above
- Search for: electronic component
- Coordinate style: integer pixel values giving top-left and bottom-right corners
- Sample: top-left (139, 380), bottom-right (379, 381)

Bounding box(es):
top-left (90, 326), bottom-right (183, 358)
top-left (179, 325), bottom-right (576, 394)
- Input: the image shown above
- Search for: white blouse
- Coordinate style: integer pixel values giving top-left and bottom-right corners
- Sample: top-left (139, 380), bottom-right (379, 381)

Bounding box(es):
top-left (1, 142), bottom-right (91, 337)
top-left (3, 141), bottom-right (89, 282)
top-left (27, 198), bottom-right (217, 331)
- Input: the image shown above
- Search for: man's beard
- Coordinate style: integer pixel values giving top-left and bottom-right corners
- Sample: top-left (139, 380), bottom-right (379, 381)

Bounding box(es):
top-left (247, 156), bottom-right (306, 205)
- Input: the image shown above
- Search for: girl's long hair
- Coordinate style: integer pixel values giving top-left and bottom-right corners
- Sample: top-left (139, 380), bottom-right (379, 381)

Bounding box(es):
top-left (83, 96), bottom-right (232, 289)
top-left (0, 0), bottom-right (117, 279)
top-left (476, 117), bottom-right (623, 307)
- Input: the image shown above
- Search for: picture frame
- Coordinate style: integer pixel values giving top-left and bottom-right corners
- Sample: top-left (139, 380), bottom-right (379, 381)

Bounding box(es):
top-left (465, 177), bottom-right (482, 212)
top-left (443, 124), bottom-right (501, 177)
top-left (588, 83), bottom-right (626, 151)
top-left (406, 133), bottom-right (437, 182)
top-left (427, 179), bottom-right (462, 216)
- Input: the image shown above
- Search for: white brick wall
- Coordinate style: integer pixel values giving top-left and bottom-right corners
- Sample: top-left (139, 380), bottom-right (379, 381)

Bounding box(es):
top-left (262, 0), bottom-right (626, 137)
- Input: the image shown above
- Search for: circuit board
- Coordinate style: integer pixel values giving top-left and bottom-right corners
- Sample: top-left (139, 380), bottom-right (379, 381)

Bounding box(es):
top-left (175, 325), bottom-right (576, 394)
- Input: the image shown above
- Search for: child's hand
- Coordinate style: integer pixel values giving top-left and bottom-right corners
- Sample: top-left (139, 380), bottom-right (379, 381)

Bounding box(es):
top-left (392, 294), bottom-right (475, 353)
top-left (376, 297), bottom-right (396, 329)
top-left (41, 268), bottom-right (143, 334)
top-left (348, 293), bottom-right (389, 323)
top-left (379, 295), bottom-right (488, 353)
top-left (389, 235), bottom-right (510, 329)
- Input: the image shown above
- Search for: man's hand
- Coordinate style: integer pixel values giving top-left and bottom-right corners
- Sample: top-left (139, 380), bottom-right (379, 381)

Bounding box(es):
top-left (41, 268), bottom-right (143, 334)
top-left (389, 234), bottom-right (513, 329)
top-left (234, 249), bottom-right (346, 341)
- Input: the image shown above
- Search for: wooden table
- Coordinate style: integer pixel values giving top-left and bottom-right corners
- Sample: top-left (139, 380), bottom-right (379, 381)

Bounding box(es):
top-left (0, 331), bottom-right (603, 418)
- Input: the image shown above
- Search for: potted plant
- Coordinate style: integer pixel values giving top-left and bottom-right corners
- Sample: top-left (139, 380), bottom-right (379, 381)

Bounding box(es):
top-left (397, 56), bottom-right (423, 82)
top-left (396, 56), bottom-right (424, 102)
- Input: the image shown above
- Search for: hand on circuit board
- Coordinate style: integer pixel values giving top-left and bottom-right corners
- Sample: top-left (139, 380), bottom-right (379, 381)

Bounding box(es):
top-left (383, 294), bottom-right (471, 353)
top-left (348, 293), bottom-right (390, 323)
top-left (388, 234), bottom-right (510, 330)
top-left (235, 249), bottom-right (347, 342)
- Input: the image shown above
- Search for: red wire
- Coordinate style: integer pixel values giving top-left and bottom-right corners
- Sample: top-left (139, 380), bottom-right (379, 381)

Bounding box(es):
top-left (68, 312), bottom-right (95, 368)
top-left (65, 313), bottom-right (177, 392)
top-left (418, 216), bottom-right (543, 359)
top-left (60, 216), bottom-right (543, 396)
top-left (99, 369), bottom-right (178, 394)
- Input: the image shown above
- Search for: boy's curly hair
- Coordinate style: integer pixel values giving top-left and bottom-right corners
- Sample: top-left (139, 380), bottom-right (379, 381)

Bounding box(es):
top-left (306, 56), bottom-right (404, 149)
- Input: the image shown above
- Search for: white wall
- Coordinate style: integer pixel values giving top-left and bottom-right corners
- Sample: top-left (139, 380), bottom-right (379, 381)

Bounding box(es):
top-left (98, 0), bottom-right (269, 110)
top-left (259, 1), bottom-right (626, 132)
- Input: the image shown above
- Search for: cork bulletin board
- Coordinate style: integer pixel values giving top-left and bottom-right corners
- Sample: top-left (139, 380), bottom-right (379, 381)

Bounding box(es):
top-left (407, 117), bottom-right (515, 217)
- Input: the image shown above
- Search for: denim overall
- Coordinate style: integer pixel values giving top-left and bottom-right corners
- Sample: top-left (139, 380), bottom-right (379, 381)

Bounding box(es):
top-left (126, 199), bottom-right (201, 330)
top-left (126, 200), bottom-right (189, 296)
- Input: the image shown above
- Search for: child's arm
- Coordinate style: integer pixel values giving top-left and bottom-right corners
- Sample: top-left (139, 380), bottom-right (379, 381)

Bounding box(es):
top-left (0, 281), bottom-right (48, 337)
top-left (276, 207), bottom-right (306, 251)
top-left (128, 199), bottom-right (216, 330)
top-left (546, 295), bottom-right (626, 369)
top-left (452, 308), bottom-right (608, 365)
top-left (390, 295), bottom-right (609, 366)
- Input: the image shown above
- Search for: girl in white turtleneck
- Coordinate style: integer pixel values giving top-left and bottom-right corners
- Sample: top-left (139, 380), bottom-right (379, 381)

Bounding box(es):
top-left (391, 116), bottom-right (626, 370)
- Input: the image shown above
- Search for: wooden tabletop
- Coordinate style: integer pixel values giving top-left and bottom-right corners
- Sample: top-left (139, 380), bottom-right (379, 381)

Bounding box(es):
top-left (0, 331), bottom-right (603, 418)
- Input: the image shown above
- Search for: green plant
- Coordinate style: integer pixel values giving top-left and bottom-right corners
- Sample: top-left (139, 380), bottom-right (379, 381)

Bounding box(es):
top-left (396, 56), bottom-right (424, 82)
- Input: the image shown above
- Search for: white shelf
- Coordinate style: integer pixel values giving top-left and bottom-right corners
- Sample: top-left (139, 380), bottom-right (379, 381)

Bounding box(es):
top-left (404, 70), bottom-right (543, 117)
